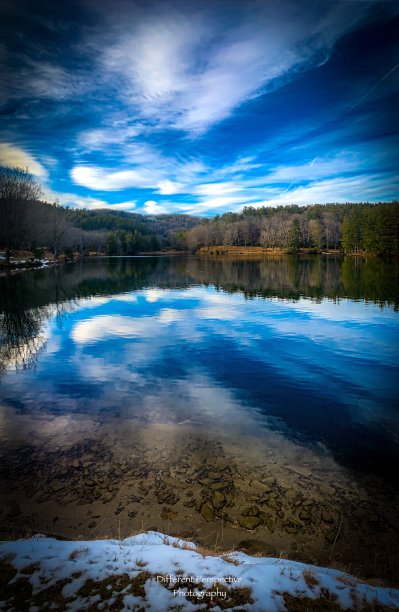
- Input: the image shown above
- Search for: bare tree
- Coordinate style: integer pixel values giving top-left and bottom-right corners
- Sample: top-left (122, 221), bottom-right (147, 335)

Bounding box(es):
top-left (223, 223), bottom-right (240, 245)
top-left (260, 213), bottom-right (291, 249)
top-left (323, 210), bottom-right (340, 250)
top-left (45, 202), bottom-right (69, 258)
top-left (0, 167), bottom-right (42, 261)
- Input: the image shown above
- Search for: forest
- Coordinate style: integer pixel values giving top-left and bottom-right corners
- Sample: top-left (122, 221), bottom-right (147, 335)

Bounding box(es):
top-left (0, 167), bottom-right (398, 260)
top-left (0, 168), bottom-right (201, 260)
top-left (185, 202), bottom-right (399, 256)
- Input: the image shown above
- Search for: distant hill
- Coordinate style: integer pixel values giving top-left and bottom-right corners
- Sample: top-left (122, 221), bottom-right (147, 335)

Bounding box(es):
top-left (69, 208), bottom-right (202, 235)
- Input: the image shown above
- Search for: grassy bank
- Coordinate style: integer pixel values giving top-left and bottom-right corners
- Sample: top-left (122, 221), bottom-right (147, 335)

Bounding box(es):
top-left (197, 246), bottom-right (343, 256)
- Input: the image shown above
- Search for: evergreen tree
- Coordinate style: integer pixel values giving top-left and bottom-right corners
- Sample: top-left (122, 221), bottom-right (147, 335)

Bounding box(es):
top-left (287, 218), bottom-right (300, 253)
top-left (363, 202), bottom-right (399, 255)
top-left (106, 232), bottom-right (118, 255)
top-left (309, 218), bottom-right (323, 252)
top-left (341, 209), bottom-right (364, 253)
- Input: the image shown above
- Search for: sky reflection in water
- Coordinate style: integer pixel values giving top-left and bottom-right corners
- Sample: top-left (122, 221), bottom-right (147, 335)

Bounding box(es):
top-left (1, 257), bottom-right (398, 485)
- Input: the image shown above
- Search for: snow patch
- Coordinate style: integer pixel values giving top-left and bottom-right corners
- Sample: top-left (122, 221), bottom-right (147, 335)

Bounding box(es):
top-left (0, 531), bottom-right (398, 610)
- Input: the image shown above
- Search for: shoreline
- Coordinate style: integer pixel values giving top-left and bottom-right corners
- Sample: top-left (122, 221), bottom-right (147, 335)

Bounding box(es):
top-left (0, 250), bottom-right (189, 273)
top-left (1, 530), bottom-right (398, 610)
top-left (0, 248), bottom-right (393, 274)
top-left (2, 414), bottom-right (398, 587)
top-left (196, 246), bottom-right (383, 257)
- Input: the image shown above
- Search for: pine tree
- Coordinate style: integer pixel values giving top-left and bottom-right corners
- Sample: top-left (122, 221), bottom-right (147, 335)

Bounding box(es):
top-left (341, 209), bottom-right (363, 253)
top-left (287, 218), bottom-right (300, 253)
top-left (309, 218), bottom-right (323, 252)
top-left (106, 232), bottom-right (118, 255)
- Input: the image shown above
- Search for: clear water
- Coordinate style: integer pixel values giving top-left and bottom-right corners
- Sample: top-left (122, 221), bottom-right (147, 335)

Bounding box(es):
top-left (0, 256), bottom-right (398, 580)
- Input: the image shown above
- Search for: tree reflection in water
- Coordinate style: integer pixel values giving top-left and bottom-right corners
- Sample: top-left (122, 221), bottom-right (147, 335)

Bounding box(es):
top-left (0, 255), bottom-right (398, 373)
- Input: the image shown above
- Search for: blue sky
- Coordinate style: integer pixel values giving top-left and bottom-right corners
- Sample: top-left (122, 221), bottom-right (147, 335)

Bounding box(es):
top-left (0, 0), bottom-right (398, 216)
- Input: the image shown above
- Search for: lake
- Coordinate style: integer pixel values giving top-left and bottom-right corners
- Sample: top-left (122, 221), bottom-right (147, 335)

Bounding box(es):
top-left (0, 255), bottom-right (398, 581)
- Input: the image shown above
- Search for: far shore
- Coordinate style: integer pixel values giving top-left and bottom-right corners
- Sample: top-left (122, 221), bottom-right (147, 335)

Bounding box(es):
top-left (1, 246), bottom-right (386, 273)
top-left (198, 245), bottom-right (344, 256)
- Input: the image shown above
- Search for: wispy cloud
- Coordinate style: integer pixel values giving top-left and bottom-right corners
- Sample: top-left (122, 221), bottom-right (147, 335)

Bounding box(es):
top-left (246, 174), bottom-right (399, 208)
top-left (78, 125), bottom-right (143, 150)
top-left (1, 0), bottom-right (397, 215)
top-left (0, 143), bottom-right (48, 178)
top-left (70, 165), bottom-right (154, 191)
top-left (42, 187), bottom-right (137, 211)
top-left (68, 146), bottom-right (398, 214)
top-left (96, 1), bottom-right (365, 133)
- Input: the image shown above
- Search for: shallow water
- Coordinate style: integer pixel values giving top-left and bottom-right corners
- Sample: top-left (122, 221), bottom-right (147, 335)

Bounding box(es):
top-left (0, 256), bottom-right (398, 581)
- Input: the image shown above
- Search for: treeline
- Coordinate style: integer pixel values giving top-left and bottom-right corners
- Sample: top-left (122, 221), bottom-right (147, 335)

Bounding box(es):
top-left (1, 167), bottom-right (398, 260)
top-left (185, 202), bottom-right (399, 255)
top-left (0, 167), bottom-right (201, 260)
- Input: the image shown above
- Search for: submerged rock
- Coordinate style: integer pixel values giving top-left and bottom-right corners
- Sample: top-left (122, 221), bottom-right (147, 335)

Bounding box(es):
top-left (285, 465), bottom-right (312, 478)
top-left (258, 513), bottom-right (275, 531)
top-left (321, 510), bottom-right (334, 524)
top-left (200, 504), bottom-right (214, 522)
top-left (238, 515), bottom-right (262, 530)
top-left (242, 506), bottom-right (260, 517)
top-left (209, 481), bottom-right (228, 491)
top-left (250, 479), bottom-right (272, 493)
top-left (211, 491), bottom-right (226, 511)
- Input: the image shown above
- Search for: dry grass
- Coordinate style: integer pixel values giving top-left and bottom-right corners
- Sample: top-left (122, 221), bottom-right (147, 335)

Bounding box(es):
top-left (68, 546), bottom-right (89, 561)
top-left (77, 573), bottom-right (131, 599)
top-left (283, 592), bottom-right (342, 611)
top-left (20, 562), bottom-right (40, 575)
top-left (33, 578), bottom-right (74, 609)
top-left (202, 583), bottom-right (254, 609)
top-left (336, 573), bottom-right (357, 587)
top-left (166, 533), bottom-right (242, 565)
top-left (303, 569), bottom-right (320, 589)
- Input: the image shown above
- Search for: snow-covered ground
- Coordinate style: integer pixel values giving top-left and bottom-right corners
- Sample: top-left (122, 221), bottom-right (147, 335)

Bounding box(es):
top-left (1, 531), bottom-right (398, 611)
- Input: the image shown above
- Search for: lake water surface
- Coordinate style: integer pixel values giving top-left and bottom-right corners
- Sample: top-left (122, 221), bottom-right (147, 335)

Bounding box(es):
top-left (0, 256), bottom-right (398, 581)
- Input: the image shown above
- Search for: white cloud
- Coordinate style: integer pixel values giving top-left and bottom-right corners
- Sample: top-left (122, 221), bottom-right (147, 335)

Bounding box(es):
top-left (158, 308), bottom-right (185, 324)
top-left (143, 200), bottom-right (168, 214)
top-left (144, 289), bottom-right (168, 303)
top-left (264, 155), bottom-right (361, 183)
top-left (72, 196), bottom-right (135, 210)
top-left (258, 174), bottom-right (399, 206)
top-left (79, 125), bottom-right (142, 150)
top-left (194, 181), bottom-right (242, 197)
top-left (67, 143), bottom-right (397, 214)
top-left (71, 315), bottom-right (154, 344)
top-left (97, 2), bottom-right (364, 133)
top-left (71, 165), bottom-right (153, 190)
top-left (0, 143), bottom-right (48, 178)
top-left (156, 179), bottom-right (185, 195)
top-left (112, 293), bottom-right (138, 303)
top-left (42, 187), bottom-right (136, 211)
